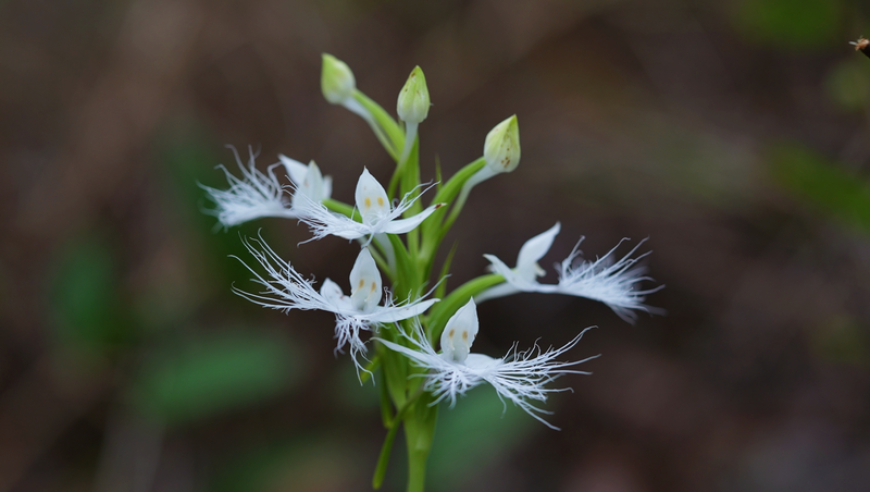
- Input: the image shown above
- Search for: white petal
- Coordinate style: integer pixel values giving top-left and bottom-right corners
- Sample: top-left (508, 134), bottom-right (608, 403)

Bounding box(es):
top-left (440, 298), bottom-right (479, 364)
top-left (279, 154), bottom-right (308, 185)
top-left (349, 248), bottom-right (383, 312)
top-left (305, 161), bottom-right (326, 201)
top-left (355, 168), bottom-right (391, 225)
top-left (380, 203), bottom-right (442, 234)
top-left (483, 254), bottom-right (550, 292)
top-left (322, 176), bottom-right (333, 200)
top-left (365, 298), bottom-right (438, 323)
top-left (515, 222), bottom-right (560, 281)
top-left (463, 353), bottom-right (499, 370)
top-left (320, 278), bottom-right (350, 309)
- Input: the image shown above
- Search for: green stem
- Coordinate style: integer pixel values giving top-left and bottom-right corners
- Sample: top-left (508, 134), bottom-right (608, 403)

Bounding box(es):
top-left (406, 449), bottom-right (428, 492)
top-left (418, 158), bottom-right (486, 275)
top-left (323, 198), bottom-right (355, 218)
top-left (402, 392), bottom-right (438, 492)
top-left (352, 90), bottom-right (404, 161)
top-left (359, 356), bottom-right (381, 385)
top-left (372, 387), bottom-right (424, 489)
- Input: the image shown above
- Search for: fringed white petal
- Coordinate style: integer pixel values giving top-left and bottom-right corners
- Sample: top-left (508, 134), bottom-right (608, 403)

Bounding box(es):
top-left (201, 148), bottom-right (297, 227)
top-left (481, 235), bottom-right (660, 323)
top-left (377, 322), bottom-right (597, 430)
top-left (297, 201), bottom-right (372, 241)
top-left (556, 238), bottom-right (663, 323)
top-left (232, 235), bottom-right (438, 374)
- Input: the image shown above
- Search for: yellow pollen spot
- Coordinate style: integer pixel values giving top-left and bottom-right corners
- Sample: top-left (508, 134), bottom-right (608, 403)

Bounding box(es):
top-left (448, 329), bottom-right (455, 338)
top-left (377, 197), bottom-right (384, 207)
top-left (358, 279), bottom-right (365, 290)
top-left (364, 197), bottom-right (371, 209)
top-left (370, 281), bottom-right (377, 293)
top-left (461, 331), bottom-right (468, 341)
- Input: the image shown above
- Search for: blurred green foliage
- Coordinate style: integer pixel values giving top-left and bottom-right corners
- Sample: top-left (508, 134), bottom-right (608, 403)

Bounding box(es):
top-left (769, 144), bottom-right (870, 235)
top-left (158, 136), bottom-right (286, 293)
top-left (733, 0), bottom-right (844, 49)
top-left (49, 236), bottom-right (134, 352)
top-left (808, 316), bottom-right (870, 367)
top-left (129, 331), bottom-right (302, 427)
top-left (210, 436), bottom-right (358, 492)
top-left (427, 387), bottom-right (536, 491)
top-left (826, 57), bottom-right (870, 111)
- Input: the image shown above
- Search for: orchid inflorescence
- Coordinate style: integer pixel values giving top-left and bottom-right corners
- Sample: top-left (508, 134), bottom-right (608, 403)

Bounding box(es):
top-left (201, 54), bottom-right (661, 492)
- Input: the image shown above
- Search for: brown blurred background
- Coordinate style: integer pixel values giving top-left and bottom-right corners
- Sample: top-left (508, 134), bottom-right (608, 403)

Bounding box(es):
top-left (3, 0), bottom-right (870, 490)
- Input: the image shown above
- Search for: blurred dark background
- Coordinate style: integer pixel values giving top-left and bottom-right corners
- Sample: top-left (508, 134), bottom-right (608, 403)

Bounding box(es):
top-left (3, 0), bottom-right (870, 490)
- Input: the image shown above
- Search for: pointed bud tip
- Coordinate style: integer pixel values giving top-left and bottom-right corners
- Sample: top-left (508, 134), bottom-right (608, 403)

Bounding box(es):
top-left (321, 53), bottom-right (356, 104)
top-left (397, 65), bottom-right (431, 124)
top-left (484, 115), bottom-right (521, 174)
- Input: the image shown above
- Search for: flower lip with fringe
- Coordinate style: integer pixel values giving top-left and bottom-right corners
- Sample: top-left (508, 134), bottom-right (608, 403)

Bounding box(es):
top-left (200, 147), bottom-right (331, 228)
top-left (376, 299), bottom-right (598, 430)
top-left (476, 223), bottom-right (663, 323)
top-left (232, 236), bottom-right (438, 373)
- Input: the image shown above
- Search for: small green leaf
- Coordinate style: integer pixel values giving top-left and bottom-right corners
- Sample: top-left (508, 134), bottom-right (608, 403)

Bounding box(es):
top-left (434, 242), bottom-right (458, 301)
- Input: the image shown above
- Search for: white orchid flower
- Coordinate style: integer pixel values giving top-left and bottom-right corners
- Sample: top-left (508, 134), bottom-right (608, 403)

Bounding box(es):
top-left (299, 168), bottom-right (442, 243)
top-left (201, 148), bottom-right (332, 228)
top-left (476, 223), bottom-right (660, 323)
top-left (377, 299), bottom-right (596, 430)
top-left (233, 237), bottom-right (438, 372)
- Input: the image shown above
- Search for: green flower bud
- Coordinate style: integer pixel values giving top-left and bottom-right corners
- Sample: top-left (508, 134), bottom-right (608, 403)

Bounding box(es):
top-left (484, 115), bottom-right (520, 173)
top-left (396, 66), bottom-right (430, 124)
top-left (321, 53), bottom-right (356, 104)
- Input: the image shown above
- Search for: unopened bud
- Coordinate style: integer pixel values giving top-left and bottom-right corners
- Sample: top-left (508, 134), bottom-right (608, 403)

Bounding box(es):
top-left (484, 115), bottom-right (520, 173)
top-left (396, 66), bottom-right (430, 124)
top-left (321, 54), bottom-right (356, 104)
